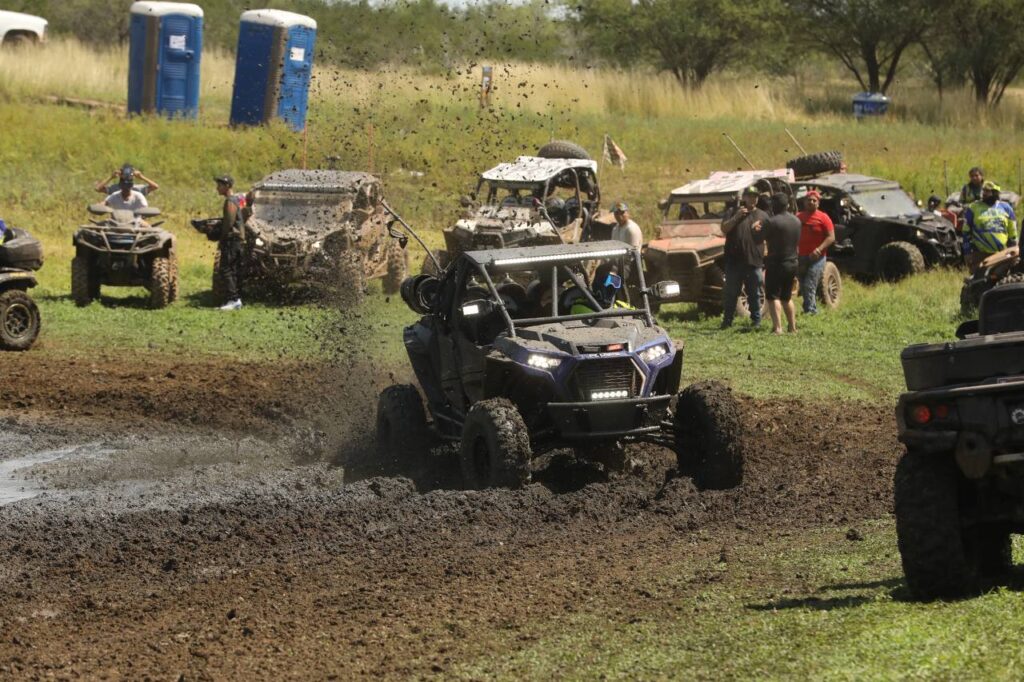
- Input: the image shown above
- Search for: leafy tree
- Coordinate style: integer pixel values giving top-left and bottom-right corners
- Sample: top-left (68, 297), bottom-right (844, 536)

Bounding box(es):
top-left (786, 0), bottom-right (931, 94)
top-left (946, 0), bottom-right (1024, 106)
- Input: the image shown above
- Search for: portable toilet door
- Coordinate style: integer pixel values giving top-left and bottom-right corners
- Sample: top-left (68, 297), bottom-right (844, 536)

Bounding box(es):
top-left (128, 1), bottom-right (204, 119)
top-left (231, 10), bottom-right (317, 131)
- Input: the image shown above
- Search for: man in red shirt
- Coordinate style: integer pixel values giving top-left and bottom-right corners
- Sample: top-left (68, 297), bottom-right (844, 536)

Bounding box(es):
top-left (796, 190), bottom-right (836, 314)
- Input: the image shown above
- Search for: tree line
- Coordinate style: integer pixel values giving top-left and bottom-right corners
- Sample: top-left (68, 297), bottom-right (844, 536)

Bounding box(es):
top-left (11, 0), bottom-right (1024, 107)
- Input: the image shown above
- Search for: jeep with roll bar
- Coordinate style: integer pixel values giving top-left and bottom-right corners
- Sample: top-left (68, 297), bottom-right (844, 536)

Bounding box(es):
top-left (895, 281), bottom-right (1024, 599)
top-left (379, 239), bottom-right (746, 490)
top-left (425, 154), bottom-right (607, 274)
top-left (643, 169), bottom-right (841, 315)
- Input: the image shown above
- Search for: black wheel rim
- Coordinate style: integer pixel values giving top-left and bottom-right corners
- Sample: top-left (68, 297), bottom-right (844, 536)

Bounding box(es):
top-left (827, 274), bottom-right (840, 301)
top-left (3, 302), bottom-right (32, 339)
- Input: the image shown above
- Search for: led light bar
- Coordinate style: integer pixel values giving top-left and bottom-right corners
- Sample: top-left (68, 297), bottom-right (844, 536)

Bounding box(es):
top-left (591, 390), bottom-right (629, 401)
top-left (493, 248), bottom-right (629, 267)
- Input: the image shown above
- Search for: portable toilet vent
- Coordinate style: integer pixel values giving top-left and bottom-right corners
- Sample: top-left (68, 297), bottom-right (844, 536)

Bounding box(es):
top-left (230, 9), bottom-right (317, 132)
top-left (128, 1), bottom-right (204, 119)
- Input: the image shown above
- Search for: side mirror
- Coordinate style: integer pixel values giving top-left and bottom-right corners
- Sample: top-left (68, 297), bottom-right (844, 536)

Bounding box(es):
top-left (955, 319), bottom-right (979, 339)
top-left (88, 203), bottom-right (113, 216)
top-left (651, 280), bottom-right (682, 301)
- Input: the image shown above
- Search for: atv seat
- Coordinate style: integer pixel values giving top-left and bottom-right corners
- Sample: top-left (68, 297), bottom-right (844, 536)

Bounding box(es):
top-left (979, 282), bottom-right (1024, 335)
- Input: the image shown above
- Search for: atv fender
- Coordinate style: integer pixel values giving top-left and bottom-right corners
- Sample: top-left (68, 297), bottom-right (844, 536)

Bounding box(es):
top-left (0, 270), bottom-right (37, 290)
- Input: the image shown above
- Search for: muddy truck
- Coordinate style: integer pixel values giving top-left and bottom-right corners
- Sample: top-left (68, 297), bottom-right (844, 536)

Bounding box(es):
top-left (895, 281), bottom-right (1024, 599)
top-left (72, 204), bottom-right (177, 309)
top-left (643, 169), bottom-right (841, 316)
top-left (218, 170), bottom-right (406, 307)
top-left (426, 148), bottom-right (609, 274)
top-left (0, 225), bottom-right (42, 350)
top-left (381, 239), bottom-right (745, 491)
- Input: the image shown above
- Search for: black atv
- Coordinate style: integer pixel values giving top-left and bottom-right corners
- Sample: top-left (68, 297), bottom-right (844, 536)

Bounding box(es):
top-left (378, 239), bottom-right (746, 490)
top-left (959, 246), bottom-right (1022, 315)
top-left (0, 227), bottom-right (43, 351)
top-left (895, 282), bottom-right (1024, 599)
top-left (72, 204), bottom-right (178, 309)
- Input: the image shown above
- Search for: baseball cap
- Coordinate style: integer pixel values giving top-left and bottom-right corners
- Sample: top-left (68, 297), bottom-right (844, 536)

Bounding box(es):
top-left (612, 201), bottom-right (628, 213)
top-left (742, 185), bottom-right (759, 196)
top-left (214, 174), bottom-right (234, 186)
top-left (982, 181), bottom-right (1001, 192)
top-left (805, 189), bottom-right (822, 200)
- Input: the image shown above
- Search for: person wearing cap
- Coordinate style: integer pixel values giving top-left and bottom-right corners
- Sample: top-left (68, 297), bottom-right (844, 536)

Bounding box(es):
top-left (795, 190), bottom-right (835, 315)
top-left (720, 185), bottom-right (768, 329)
top-left (963, 181), bottom-right (1017, 270)
top-left (213, 174), bottom-right (246, 311)
top-left (959, 166), bottom-right (985, 206)
top-left (610, 202), bottom-right (643, 248)
top-left (756, 192), bottom-right (801, 334)
top-left (95, 165), bottom-right (159, 212)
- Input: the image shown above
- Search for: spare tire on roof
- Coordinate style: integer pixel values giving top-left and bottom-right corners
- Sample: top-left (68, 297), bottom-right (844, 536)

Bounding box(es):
top-left (537, 140), bottom-right (592, 160)
top-left (786, 151), bottom-right (844, 179)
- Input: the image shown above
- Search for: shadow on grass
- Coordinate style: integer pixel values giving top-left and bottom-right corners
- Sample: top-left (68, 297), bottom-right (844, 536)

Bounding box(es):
top-left (747, 577), bottom-right (905, 612)
top-left (39, 291), bottom-right (156, 310)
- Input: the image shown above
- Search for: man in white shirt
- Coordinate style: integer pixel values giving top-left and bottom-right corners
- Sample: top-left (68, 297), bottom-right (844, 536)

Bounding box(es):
top-left (610, 202), bottom-right (642, 248)
top-left (97, 166), bottom-right (157, 212)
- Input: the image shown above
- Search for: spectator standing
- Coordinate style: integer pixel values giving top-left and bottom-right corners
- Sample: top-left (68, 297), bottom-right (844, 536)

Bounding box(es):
top-left (757, 193), bottom-right (801, 334)
top-left (959, 167), bottom-right (985, 206)
top-left (213, 175), bottom-right (247, 311)
top-left (963, 181), bottom-right (1018, 270)
top-left (720, 186), bottom-right (768, 329)
top-left (610, 202), bottom-right (642, 248)
top-left (796, 190), bottom-right (835, 315)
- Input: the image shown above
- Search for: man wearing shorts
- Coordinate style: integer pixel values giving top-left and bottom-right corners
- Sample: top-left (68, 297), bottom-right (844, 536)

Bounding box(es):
top-left (756, 193), bottom-right (801, 334)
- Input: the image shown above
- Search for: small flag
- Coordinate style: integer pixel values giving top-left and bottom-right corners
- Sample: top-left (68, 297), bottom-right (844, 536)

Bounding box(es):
top-left (603, 134), bottom-right (627, 170)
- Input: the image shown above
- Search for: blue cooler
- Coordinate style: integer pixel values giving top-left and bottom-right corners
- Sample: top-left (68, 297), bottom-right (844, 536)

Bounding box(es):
top-left (230, 9), bottom-right (317, 131)
top-left (128, 1), bottom-right (203, 119)
top-left (852, 92), bottom-right (890, 119)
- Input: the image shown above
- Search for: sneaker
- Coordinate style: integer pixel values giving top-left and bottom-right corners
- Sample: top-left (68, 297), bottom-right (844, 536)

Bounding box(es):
top-left (219, 299), bottom-right (242, 311)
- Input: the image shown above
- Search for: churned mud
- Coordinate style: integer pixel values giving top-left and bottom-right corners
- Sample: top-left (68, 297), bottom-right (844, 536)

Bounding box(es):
top-left (0, 354), bottom-right (900, 678)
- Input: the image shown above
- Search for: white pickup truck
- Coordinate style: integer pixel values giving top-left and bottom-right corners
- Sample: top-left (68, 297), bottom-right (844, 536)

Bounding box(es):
top-left (0, 10), bottom-right (47, 47)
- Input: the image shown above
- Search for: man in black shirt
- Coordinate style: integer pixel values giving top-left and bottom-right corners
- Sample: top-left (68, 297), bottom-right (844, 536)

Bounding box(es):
top-left (756, 192), bottom-right (801, 334)
top-left (720, 185), bottom-right (768, 329)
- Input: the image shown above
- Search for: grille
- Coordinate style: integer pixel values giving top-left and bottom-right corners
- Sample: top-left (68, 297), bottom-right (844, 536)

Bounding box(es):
top-left (571, 358), bottom-right (642, 400)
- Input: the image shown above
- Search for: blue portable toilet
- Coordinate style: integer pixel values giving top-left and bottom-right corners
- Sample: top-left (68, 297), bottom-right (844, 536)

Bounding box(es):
top-left (852, 92), bottom-right (890, 119)
top-left (128, 1), bottom-right (203, 119)
top-left (230, 9), bottom-right (317, 132)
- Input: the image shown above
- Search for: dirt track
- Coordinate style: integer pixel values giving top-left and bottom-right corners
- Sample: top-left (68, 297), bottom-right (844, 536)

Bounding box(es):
top-left (0, 355), bottom-right (900, 678)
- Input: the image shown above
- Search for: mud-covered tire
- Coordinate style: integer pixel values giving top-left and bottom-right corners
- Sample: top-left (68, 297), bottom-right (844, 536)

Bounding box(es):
top-left (674, 381), bottom-right (744, 490)
top-left (383, 245), bottom-right (407, 295)
top-left (211, 250), bottom-right (228, 304)
top-left (421, 249), bottom-right (449, 277)
top-left (460, 398), bottom-right (532, 489)
top-left (786, 151), bottom-right (843, 179)
top-left (894, 449), bottom-right (992, 599)
top-left (698, 264), bottom-right (728, 317)
top-left (148, 256), bottom-right (174, 309)
top-left (877, 241), bottom-right (925, 281)
top-left (819, 261), bottom-right (842, 308)
top-left (537, 140), bottom-right (591, 160)
top-left (168, 256), bottom-right (180, 303)
top-left (71, 255), bottom-right (95, 307)
top-left (375, 384), bottom-right (430, 475)
top-left (336, 252), bottom-right (366, 310)
top-left (995, 272), bottom-right (1024, 288)
top-left (0, 290), bottom-right (40, 351)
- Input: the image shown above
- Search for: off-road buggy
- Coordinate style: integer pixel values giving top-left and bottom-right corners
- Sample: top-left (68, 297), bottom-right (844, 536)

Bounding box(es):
top-left (0, 226), bottom-right (43, 350)
top-left (643, 169), bottom-right (841, 316)
top-left (427, 146), bottom-right (608, 274)
top-left (895, 282), bottom-right (1024, 599)
top-left (72, 204), bottom-right (177, 309)
top-left (379, 239), bottom-right (746, 490)
top-left (790, 173), bottom-right (961, 281)
top-left (197, 170), bottom-right (406, 307)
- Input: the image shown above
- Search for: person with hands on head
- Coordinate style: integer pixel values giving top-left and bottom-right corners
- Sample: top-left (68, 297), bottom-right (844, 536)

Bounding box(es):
top-left (720, 185), bottom-right (768, 329)
top-left (795, 189), bottom-right (835, 315)
top-left (96, 165), bottom-right (159, 204)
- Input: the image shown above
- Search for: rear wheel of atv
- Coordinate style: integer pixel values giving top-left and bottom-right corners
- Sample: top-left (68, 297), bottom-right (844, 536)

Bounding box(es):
top-left (149, 255), bottom-right (174, 309)
top-left (674, 381), bottom-right (744, 490)
top-left (818, 261), bottom-right (842, 308)
top-left (460, 398), bottom-right (532, 490)
top-left (786, 151), bottom-right (843, 179)
top-left (421, 249), bottom-right (449, 277)
top-left (168, 256), bottom-right (180, 303)
top-left (995, 272), bottom-right (1024, 289)
top-left (336, 252), bottom-right (366, 310)
top-left (0, 290), bottom-right (40, 351)
top-left (383, 245), bottom-right (407, 295)
top-left (71, 255), bottom-right (95, 307)
top-left (211, 250), bottom-right (228, 304)
top-left (375, 384), bottom-right (430, 475)
top-left (537, 140), bottom-right (591, 160)
top-left (894, 449), bottom-right (1001, 599)
top-left (877, 241), bottom-right (925, 281)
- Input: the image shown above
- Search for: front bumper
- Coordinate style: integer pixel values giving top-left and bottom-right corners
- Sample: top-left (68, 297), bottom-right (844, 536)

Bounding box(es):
top-left (545, 394), bottom-right (672, 440)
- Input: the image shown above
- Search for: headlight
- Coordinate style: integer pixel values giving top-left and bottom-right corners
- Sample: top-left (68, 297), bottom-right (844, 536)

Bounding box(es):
top-left (254, 237), bottom-right (265, 247)
top-left (639, 343), bottom-right (669, 364)
top-left (527, 353), bottom-right (562, 370)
